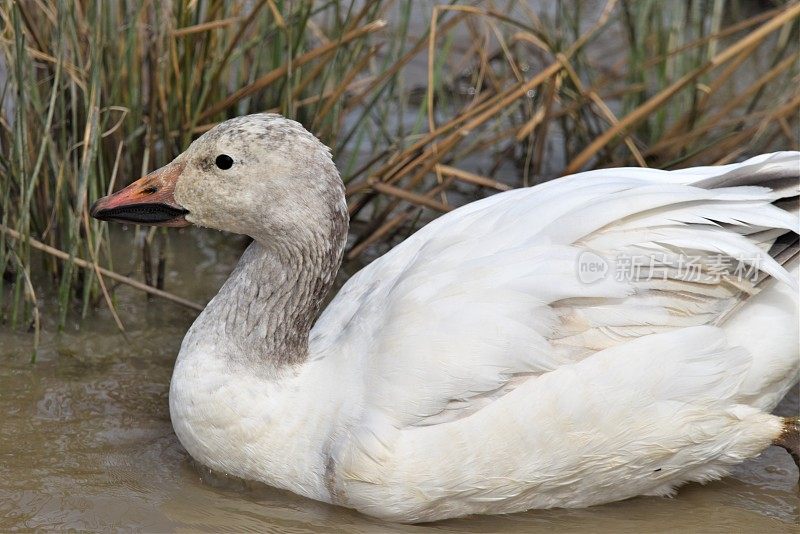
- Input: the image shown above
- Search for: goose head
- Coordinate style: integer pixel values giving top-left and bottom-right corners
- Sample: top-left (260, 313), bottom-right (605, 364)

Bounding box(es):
top-left (90, 114), bottom-right (348, 250)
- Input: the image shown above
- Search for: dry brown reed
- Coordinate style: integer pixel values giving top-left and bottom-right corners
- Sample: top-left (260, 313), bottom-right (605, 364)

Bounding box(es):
top-left (1, 0), bottom-right (798, 341)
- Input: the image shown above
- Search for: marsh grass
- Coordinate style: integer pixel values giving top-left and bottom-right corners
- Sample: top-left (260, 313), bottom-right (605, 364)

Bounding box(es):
top-left (1, 0), bottom-right (798, 344)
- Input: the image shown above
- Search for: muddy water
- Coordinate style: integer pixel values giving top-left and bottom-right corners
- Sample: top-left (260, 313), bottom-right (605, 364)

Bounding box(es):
top-left (0, 227), bottom-right (798, 532)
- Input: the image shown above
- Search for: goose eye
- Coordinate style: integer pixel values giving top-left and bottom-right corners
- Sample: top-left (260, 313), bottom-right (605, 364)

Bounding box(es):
top-left (215, 154), bottom-right (234, 170)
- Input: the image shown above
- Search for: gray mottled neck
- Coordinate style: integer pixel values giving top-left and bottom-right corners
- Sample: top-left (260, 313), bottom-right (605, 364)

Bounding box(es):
top-left (201, 223), bottom-right (345, 366)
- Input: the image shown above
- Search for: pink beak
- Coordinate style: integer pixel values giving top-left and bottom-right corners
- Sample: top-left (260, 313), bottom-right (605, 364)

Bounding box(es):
top-left (90, 161), bottom-right (190, 227)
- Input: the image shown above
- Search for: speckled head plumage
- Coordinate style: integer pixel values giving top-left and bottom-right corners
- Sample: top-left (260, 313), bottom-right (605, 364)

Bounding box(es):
top-left (175, 114), bottom-right (346, 243)
top-left (91, 113), bottom-right (348, 249)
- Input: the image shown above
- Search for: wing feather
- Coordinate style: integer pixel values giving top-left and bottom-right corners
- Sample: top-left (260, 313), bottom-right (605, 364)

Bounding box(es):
top-left (313, 152), bottom-right (799, 435)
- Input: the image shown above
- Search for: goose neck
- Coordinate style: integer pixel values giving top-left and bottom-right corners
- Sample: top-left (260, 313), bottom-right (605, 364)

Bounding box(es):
top-left (205, 228), bottom-right (343, 366)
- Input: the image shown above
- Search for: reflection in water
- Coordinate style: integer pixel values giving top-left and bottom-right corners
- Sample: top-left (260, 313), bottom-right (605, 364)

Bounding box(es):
top-left (1, 228), bottom-right (797, 532)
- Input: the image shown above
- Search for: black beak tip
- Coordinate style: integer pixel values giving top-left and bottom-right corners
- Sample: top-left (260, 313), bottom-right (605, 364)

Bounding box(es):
top-left (89, 199), bottom-right (101, 218)
top-left (89, 198), bottom-right (111, 221)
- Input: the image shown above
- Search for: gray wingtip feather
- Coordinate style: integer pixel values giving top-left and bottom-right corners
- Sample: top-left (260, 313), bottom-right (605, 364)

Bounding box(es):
top-left (695, 152), bottom-right (800, 197)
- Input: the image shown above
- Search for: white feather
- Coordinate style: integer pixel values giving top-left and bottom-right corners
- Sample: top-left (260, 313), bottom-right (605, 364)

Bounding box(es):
top-left (171, 150), bottom-right (799, 522)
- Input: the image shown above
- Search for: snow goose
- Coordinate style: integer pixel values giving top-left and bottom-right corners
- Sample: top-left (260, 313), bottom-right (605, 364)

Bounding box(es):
top-left (91, 113), bottom-right (799, 523)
